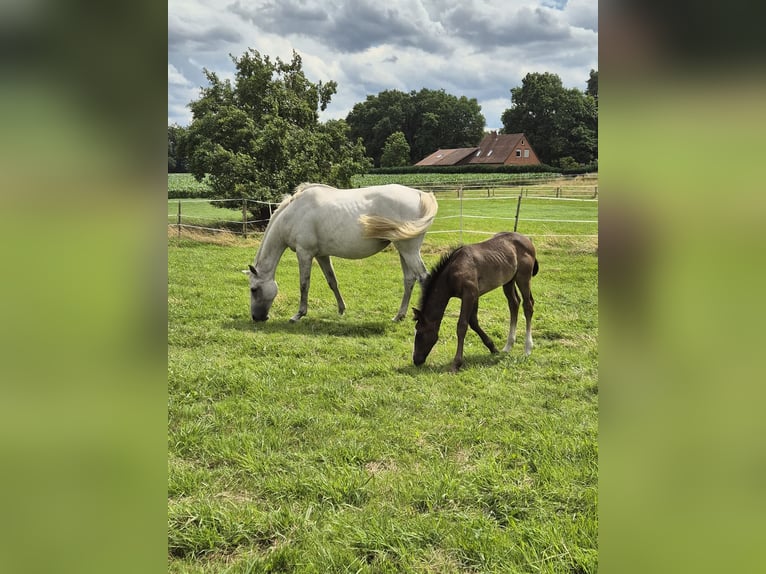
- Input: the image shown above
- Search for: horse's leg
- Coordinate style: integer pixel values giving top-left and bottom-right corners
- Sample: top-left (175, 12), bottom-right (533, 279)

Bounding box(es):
top-left (315, 255), bottom-right (346, 316)
top-left (451, 293), bottom-right (477, 372)
top-left (393, 240), bottom-right (428, 322)
top-left (291, 250), bottom-right (314, 322)
top-left (501, 280), bottom-right (521, 353)
top-left (468, 299), bottom-right (498, 354)
top-left (516, 276), bottom-right (535, 355)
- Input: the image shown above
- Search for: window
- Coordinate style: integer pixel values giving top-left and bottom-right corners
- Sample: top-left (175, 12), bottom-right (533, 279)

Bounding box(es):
top-left (521, 139), bottom-right (524, 145)
top-left (475, 150), bottom-right (481, 157)
top-left (524, 149), bottom-right (530, 158)
top-left (487, 150), bottom-right (493, 157)
top-left (515, 149), bottom-right (521, 157)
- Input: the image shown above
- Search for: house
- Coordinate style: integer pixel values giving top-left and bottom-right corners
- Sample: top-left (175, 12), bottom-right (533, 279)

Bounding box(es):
top-left (415, 132), bottom-right (541, 167)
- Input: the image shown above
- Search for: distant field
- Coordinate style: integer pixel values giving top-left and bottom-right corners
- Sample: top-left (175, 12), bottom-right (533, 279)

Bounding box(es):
top-left (168, 172), bottom-right (597, 198)
top-left (168, 196), bottom-right (598, 571)
top-left (169, 194), bottom-right (598, 240)
top-left (168, 174), bottom-right (598, 238)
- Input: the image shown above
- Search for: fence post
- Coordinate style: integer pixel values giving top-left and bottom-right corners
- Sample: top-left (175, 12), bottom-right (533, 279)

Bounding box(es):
top-left (513, 193), bottom-right (522, 232)
top-left (459, 186), bottom-right (464, 244)
top-left (242, 198), bottom-right (247, 238)
top-left (177, 199), bottom-right (181, 239)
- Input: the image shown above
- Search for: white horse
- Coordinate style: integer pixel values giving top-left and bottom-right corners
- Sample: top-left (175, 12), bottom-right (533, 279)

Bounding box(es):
top-left (243, 183), bottom-right (438, 322)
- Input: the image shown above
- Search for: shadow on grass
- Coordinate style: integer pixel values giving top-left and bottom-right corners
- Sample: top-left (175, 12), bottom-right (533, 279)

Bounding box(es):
top-left (223, 315), bottom-right (392, 338)
top-left (396, 349), bottom-right (533, 375)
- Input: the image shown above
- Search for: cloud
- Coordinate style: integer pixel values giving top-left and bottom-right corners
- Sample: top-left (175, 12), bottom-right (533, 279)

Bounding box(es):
top-left (168, 6), bottom-right (244, 53)
top-left (228, 0), bottom-right (449, 54)
top-left (563, 0), bottom-right (598, 32)
top-left (168, 64), bottom-right (191, 86)
top-left (167, 0), bottom-right (598, 129)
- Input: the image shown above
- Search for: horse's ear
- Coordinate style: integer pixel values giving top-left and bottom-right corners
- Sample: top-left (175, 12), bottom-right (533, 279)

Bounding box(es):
top-left (248, 264), bottom-right (257, 275)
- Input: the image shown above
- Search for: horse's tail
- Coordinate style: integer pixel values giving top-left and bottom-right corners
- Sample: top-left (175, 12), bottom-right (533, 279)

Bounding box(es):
top-left (533, 259), bottom-right (539, 276)
top-left (359, 192), bottom-right (438, 241)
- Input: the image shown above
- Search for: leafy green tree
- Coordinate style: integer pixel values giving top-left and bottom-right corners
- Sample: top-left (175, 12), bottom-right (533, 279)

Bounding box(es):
top-left (346, 88), bottom-right (485, 166)
top-left (167, 124), bottom-right (187, 172)
top-left (501, 72), bottom-right (597, 166)
top-left (183, 49), bottom-right (371, 207)
top-left (586, 69), bottom-right (598, 101)
top-left (380, 131), bottom-right (411, 167)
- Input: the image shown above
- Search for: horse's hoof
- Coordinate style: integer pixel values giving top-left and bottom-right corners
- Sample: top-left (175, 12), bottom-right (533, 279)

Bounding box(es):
top-left (290, 313), bottom-right (305, 322)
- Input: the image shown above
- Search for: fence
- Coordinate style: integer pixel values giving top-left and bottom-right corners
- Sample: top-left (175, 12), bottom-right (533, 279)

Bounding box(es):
top-left (168, 198), bottom-right (281, 238)
top-left (167, 182), bottom-right (598, 242)
top-left (430, 190), bottom-right (598, 243)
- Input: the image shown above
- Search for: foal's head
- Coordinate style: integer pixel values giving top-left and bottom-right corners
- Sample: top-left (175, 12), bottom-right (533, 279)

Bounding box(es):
top-left (411, 249), bottom-right (456, 366)
top-left (243, 264), bottom-right (278, 321)
top-left (412, 308), bottom-right (440, 366)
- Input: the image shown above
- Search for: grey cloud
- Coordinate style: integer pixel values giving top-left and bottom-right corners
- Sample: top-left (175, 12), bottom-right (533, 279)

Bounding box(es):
top-left (443, 5), bottom-right (571, 50)
top-left (228, 0), bottom-right (450, 54)
top-left (168, 0), bottom-right (597, 128)
top-left (168, 16), bottom-right (243, 52)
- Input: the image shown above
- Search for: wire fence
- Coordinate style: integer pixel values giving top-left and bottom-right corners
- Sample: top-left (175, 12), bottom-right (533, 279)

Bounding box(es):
top-left (167, 182), bottom-right (598, 242)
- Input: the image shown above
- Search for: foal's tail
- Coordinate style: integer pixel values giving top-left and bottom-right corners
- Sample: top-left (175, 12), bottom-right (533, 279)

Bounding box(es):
top-left (359, 192), bottom-right (438, 241)
top-left (533, 259), bottom-right (539, 276)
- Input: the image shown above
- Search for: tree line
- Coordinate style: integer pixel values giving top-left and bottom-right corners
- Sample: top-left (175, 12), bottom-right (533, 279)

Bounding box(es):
top-left (169, 48), bottom-right (597, 206)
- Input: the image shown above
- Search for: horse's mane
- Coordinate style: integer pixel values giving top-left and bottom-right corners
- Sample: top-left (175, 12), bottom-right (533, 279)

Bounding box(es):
top-left (272, 182), bottom-right (336, 216)
top-left (417, 245), bottom-right (462, 312)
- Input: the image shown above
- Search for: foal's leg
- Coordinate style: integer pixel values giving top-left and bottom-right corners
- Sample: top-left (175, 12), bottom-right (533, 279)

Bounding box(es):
top-left (501, 281), bottom-right (521, 353)
top-left (516, 276), bottom-right (535, 355)
top-left (316, 255), bottom-right (346, 316)
top-left (392, 240), bottom-right (428, 322)
top-left (291, 250), bottom-right (314, 322)
top-left (468, 299), bottom-right (498, 354)
top-left (452, 293), bottom-right (477, 372)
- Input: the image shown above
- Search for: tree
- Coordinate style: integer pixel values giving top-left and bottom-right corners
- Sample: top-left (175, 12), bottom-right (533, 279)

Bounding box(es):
top-left (586, 69), bottom-right (598, 101)
top-left (501, 72), bottom-right (597, 166)
top-left (183, 49), bottom-right (371, 209)
top-left (380, 131), bottom-right (411, 167)
top-left (167, 124), bottom-right (187, 172)
top-left (346, 88), bottom-right (485, 166)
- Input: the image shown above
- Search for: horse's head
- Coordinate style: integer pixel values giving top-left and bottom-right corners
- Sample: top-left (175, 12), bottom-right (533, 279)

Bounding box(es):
top-left (412, 308), bottom-right (440, 366)
top-left (243, 264), bottom-right (278, 321)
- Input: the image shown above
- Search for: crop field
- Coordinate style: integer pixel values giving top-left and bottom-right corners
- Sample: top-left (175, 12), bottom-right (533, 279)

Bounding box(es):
top-left (168, 191), bottom-right (598, 572)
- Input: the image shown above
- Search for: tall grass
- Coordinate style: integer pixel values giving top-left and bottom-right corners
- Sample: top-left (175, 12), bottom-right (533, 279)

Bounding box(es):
top-left (168, 209), bottom-right (597, 572)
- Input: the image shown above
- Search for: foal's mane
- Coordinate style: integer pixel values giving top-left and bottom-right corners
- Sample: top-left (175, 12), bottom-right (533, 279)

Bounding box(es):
top-left (417, 245), bottom-right (462, 312)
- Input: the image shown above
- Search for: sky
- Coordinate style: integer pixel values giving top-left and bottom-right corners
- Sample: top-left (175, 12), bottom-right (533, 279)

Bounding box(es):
top-left (168, 0), bottom-right (597, 131)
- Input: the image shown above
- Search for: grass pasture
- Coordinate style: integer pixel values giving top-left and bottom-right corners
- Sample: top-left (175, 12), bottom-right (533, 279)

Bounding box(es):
top-left (168, 198), bottom-right (598, 572)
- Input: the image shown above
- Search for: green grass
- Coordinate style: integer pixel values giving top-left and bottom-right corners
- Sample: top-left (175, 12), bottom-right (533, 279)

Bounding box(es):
top-left (168, 206), bottom-right (597, 572)
top-left (169, 190), bottom-right (598, 239)
top-left (168, 199), bottom-right (245, 229)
